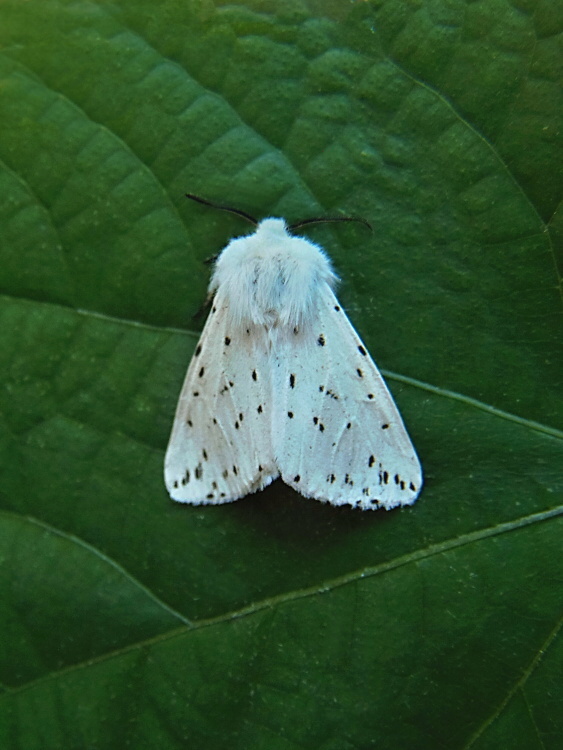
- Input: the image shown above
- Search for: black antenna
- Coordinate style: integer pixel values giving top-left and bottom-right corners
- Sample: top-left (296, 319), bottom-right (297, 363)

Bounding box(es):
top-left (185, 193), bottom-right (258, 226)
top-left (289, 216), bottom-right (372, 232)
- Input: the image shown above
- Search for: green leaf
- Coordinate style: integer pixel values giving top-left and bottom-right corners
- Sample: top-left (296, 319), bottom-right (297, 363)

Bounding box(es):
top-left (0, 1), bottom-right (561, 748)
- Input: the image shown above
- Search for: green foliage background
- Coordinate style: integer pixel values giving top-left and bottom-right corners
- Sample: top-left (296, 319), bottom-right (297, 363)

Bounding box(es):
top-left (0, 1), bottom-right (561, 748)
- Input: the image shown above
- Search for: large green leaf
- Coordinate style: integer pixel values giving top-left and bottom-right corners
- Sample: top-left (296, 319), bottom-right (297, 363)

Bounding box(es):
top-left (0, 1), bottom-right (561, 747)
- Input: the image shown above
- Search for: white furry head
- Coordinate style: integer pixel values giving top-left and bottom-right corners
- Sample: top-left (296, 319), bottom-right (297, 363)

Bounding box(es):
top-left (209, 218), bottom-right (337, 328)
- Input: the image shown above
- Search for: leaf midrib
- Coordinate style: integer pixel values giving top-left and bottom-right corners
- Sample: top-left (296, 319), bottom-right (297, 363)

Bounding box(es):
top-left (3, 505), bottom-right (561, 697)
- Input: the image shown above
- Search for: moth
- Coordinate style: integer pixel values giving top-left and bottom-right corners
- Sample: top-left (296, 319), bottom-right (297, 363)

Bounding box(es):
top-left (165, 195), bottom-right (422, 510)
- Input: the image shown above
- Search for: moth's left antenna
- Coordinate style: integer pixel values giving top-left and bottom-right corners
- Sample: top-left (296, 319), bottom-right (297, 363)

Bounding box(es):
top-left (185, 194), bottom-right (258, 226)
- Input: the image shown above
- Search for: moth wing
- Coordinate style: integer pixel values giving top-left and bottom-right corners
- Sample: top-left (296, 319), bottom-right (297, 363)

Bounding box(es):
top-left (164, 290), bottom-right (278, 504)
top-left (273, 284), bottom-right (422, 510)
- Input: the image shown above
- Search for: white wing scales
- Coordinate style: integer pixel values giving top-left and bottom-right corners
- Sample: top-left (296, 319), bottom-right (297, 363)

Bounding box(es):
top-left (166, 216), bottom-right (422, 511)
top-left (164, 289), bottom-right (278, 504)
top-left (272, 284), bottom-right (422, 510)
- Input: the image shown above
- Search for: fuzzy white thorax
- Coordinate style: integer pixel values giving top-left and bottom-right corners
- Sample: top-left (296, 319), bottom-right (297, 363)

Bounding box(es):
top-left (209, 218), bottom-right (338, 328)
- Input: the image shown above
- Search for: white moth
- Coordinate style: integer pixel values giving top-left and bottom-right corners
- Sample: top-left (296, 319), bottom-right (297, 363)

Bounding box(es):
top-left (165, 196), bottom-right (422, 510)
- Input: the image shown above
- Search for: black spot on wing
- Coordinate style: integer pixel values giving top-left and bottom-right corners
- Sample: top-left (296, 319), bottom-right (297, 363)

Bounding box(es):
top-left (312, 418), bottom-right (324, 431)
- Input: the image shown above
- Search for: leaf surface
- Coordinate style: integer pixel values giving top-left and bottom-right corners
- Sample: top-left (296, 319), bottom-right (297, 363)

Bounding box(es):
top-left (0, 1), bottom-right (561, 748)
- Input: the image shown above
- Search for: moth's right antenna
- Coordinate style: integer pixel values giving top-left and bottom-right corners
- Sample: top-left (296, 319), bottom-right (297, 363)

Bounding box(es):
top-left (289, 216), bottom-right (372, 232)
